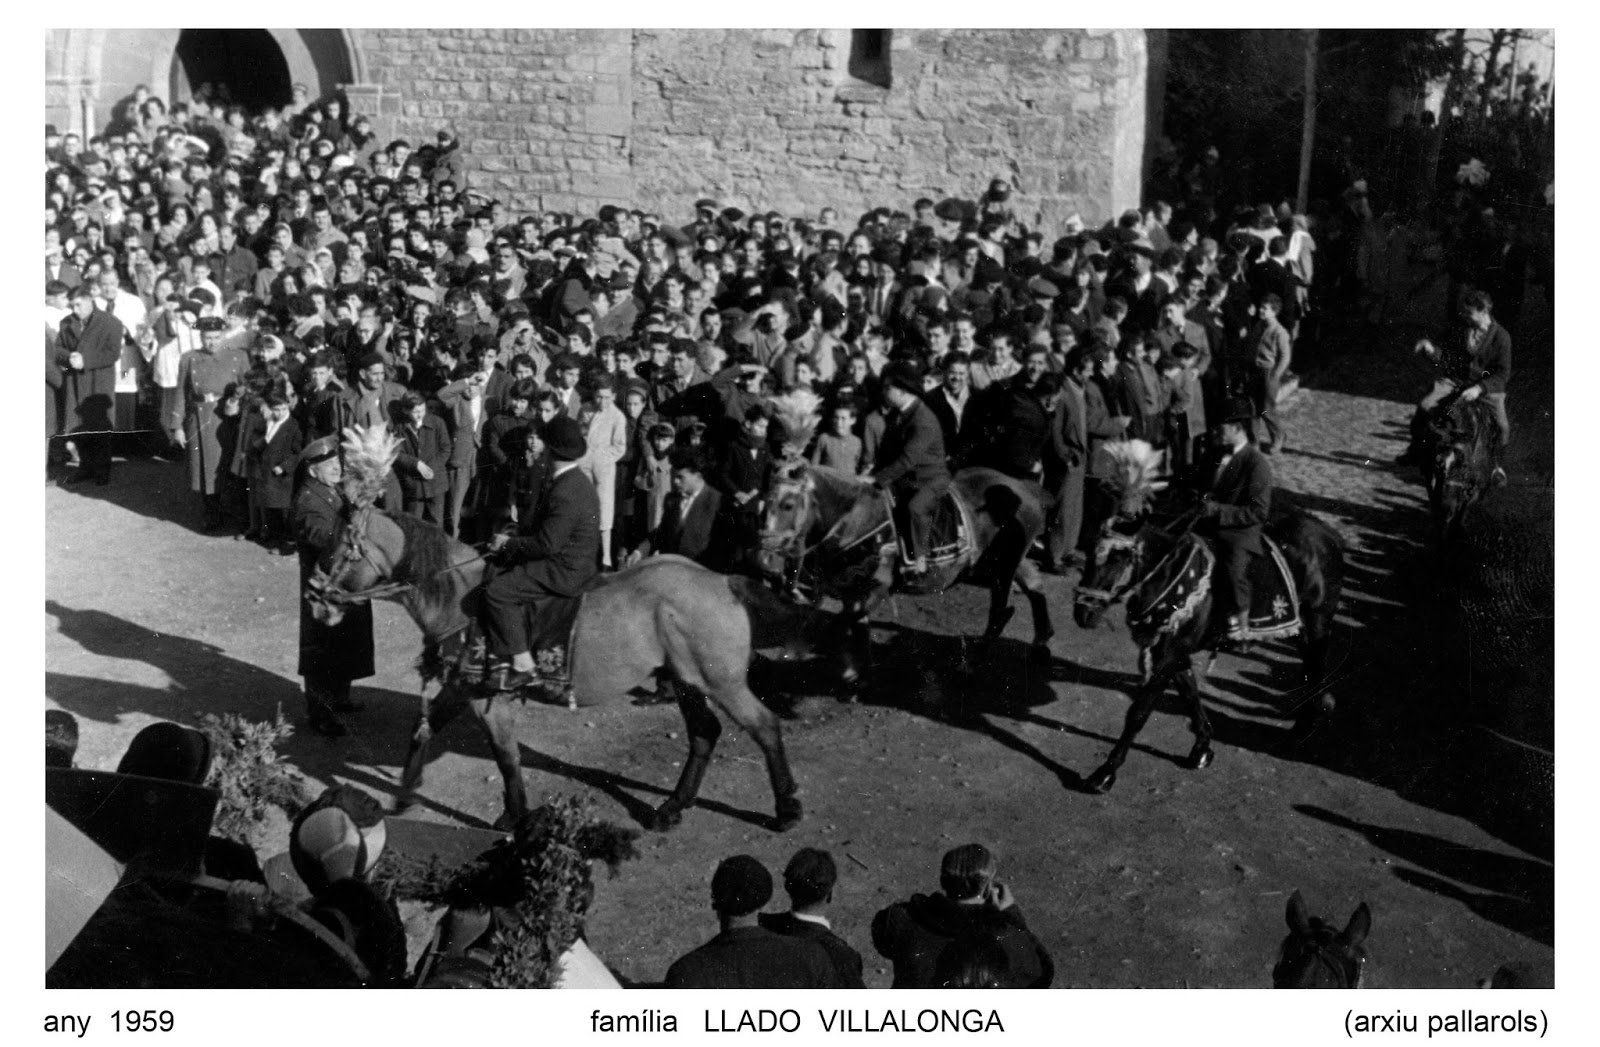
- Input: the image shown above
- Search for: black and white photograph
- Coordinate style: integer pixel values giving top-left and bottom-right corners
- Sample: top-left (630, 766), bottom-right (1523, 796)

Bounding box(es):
top-left (41, 18), bottom-right (1560, 1004)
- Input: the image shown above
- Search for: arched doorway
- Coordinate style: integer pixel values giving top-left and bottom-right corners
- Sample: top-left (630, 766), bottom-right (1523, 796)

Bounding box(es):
top-left (170, 29), bottom-right (294, 113)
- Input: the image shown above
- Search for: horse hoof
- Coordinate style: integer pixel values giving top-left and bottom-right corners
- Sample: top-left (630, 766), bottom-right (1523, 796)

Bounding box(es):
top-left (1086, 769), bottom-right (1117, 794)
top-left (771, 799), bottom-right (804, 833)
top-left (1188, 746), bottom-right (1215, 771)
top-left (391, 795), bottom-right (416, 817)
top-left (649, 806), bottom-right (684, 832)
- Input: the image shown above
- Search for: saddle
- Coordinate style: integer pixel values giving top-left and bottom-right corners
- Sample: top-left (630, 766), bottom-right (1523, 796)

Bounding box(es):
top-left (887, 486), bottom-right (976, 570)
top-left (433, 588), bottom-right (589, 700)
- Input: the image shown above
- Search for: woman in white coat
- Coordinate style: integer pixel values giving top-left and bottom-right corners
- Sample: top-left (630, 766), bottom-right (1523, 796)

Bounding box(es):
top-left (581, 384), bottom-right (629, 567)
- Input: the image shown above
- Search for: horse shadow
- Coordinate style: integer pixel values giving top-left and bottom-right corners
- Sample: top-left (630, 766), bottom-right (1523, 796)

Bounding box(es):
top-left (44, 600), bottom-right (490, 826)
top-left (1294, 804), bottom-right (1553, 946)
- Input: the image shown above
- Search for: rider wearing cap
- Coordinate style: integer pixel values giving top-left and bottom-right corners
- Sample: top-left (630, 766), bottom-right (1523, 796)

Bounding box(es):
top-left (1196, 397), bottom-right (1273, 643)
top-left (483, 414), bottom-right (600, 691)
top-left (870, 362), bottom-right (950, 576)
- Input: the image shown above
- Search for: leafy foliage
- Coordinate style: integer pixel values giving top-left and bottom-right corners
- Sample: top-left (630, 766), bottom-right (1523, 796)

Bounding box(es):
top-left (373, 795), bottom-right (638, 988)
top-left (198, 713), bottom-right (309, 844)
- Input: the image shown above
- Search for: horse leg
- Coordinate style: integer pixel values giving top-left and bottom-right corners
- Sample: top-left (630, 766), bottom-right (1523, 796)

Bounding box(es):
top-left (650, 683), bottom-right (722, 832)
top-left (707, 679), bottom-right (802, 832)
top-left (1085, 653), bottom-right (1181, 794)
top-left (1293, 612), bottom-right (1337, 735)
top-left (467, 693), bottom-right (528, 830)
top-left (1179, 650), bottom-right (1216, 770)
top-left (1012, 559), bottom-right (1055, 664)
top-left (394, 683), bottom-right (470, 814)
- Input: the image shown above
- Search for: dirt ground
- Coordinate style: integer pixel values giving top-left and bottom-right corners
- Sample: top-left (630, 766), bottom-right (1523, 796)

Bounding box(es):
top-left (46, 306), bottom-right (1553, 988)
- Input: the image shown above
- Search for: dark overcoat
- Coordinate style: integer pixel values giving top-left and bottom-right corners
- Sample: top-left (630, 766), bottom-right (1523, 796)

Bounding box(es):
top-left (292, 478), bottom-right (375, 682)
top-left (55, 308), bottom-right (124, 437)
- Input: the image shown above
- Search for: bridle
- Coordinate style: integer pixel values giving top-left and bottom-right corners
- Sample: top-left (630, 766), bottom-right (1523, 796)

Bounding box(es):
top-left (1073, 528), bottom-right (1146, 610)
top-left (759, 464), bottom-right (893, 595)
top-left (308, 504), bottom-right (491, 608)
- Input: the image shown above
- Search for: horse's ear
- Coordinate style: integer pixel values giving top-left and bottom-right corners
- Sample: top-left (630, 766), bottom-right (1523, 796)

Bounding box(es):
top-left (1342, 902), bottom-right (1372, 948)
top-left (1286, 890), bottom-right (1311, 935)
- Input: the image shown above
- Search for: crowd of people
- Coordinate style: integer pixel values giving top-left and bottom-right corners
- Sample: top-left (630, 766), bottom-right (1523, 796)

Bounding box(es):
top-left (46, 84), bottom-right (1345, 577)
top-left (46, 81), bottom-right (1535, 987)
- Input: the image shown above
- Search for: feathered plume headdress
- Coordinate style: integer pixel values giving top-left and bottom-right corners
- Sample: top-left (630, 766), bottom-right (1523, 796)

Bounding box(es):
top-left (767, 388), bottom-right (824, 461)
top-left (1102, 439), bottom-right (1167, 516)
top-left (340, 424), bottom-right (400, 508)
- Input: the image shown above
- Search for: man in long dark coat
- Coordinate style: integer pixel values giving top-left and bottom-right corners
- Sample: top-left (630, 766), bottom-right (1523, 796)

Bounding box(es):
top-left (292, 437), bottom-right (374, 736)
top-left (482, 415), bottom-right (600, 691)
top-left (176, 317), bottom-right (250, 530)
top-left (55, 285), bottom-right (125, 485)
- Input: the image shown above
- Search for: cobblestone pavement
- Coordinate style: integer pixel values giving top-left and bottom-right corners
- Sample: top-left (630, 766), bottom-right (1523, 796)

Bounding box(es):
top-left (45, 299), bottom-right (1554, 988)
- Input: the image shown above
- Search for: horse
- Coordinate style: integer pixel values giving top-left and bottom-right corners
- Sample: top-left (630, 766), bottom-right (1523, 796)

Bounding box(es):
top-left (1272, 890), bottom-right (1371, 988)
top-left (306, 427), bottom-right (818, 833)
top-left (1421, 397), bottom-right (1503, 543)
top-left (756, 391), bottom-right (1054, 689)
top-left (1071, 440), bottom-right (1346, 793)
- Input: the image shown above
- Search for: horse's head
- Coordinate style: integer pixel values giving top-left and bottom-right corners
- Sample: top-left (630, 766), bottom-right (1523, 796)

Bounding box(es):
top-left (1073, 512), bottom-right (1148, 629)
top-left (1272, 890), bottom-right (1371, 988)
top-left (305, 505), bottom-right (404, 626)
top-left (757, 456), bottom-right (817, 580)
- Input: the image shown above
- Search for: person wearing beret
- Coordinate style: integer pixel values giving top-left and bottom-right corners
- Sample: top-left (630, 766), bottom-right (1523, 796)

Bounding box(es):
top-left (869, 362), bottom-right (951, 576)
top-left (759, 848), bottom-right (867, 988)
top-left (290, 436), bottom-right (375, 736)
top-left (664, 854), bottom-right (840, 989)
top-left (482, 414), bottom-right (600, 692)
top-left (1196, 397), bottom-right (1273, 644)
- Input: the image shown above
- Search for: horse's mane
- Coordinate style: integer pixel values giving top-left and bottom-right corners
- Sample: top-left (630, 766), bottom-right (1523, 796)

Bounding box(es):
top-left (340, 425), bottom-right (400, 508)
top-left (385, 511), bottom-right (470, 617)
top-left (1102, 439), bottom-right (1166, 515)
top-left (768, 388), bottom-right (824, 459)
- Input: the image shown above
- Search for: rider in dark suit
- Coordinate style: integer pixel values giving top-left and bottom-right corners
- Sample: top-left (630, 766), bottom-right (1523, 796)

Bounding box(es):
top-left (1197, 397), bottom-right (1273, 642)
top-left (292, 437), bottom-right (374, 736)
top-left (872, 362), bottom-right (950, 575)
top-left (483, 415), bottom-right (600, 691)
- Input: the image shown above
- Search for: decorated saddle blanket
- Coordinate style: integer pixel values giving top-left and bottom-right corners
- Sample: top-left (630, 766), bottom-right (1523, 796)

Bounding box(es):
top-left (1246, 536), bottom-right (1301, 640)
top-left (425, 594), bottom-right (585, 693)
top-left (1125, 533), bottom-right (1300, 648)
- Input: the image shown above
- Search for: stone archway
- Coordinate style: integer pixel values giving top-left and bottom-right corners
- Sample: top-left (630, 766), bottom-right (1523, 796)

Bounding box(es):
top-left (170, 29), bottom-right (295, 112)
top-left (46, 28), bottom-right (369, 134)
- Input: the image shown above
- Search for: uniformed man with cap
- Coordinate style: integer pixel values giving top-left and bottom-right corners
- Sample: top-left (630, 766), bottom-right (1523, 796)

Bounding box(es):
top-left (292, 436), bottom-right (374, 736)
top-left (482, 414), bottom-right (600, 692)
top-left (1196, 396), bottom-right (1273, 643)
top-left (175, 315), bottom-right (250, 530)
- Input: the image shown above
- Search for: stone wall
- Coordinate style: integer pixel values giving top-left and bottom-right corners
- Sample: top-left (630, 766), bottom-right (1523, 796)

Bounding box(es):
top-left (50, 28), bottom-right (1146, 228)
top-left (630, 29), bottom-right (1144, 229)
top-left (353, 28), bottom-right (633, 215)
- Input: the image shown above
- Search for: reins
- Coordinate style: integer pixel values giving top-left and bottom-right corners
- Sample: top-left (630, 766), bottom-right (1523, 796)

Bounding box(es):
top-left (312, 505), bottom-right (494, 606)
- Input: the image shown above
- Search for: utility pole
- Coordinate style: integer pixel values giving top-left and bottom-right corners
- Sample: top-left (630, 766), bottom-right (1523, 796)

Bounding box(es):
top-left (1296, 29), bottom-right (1319, 213)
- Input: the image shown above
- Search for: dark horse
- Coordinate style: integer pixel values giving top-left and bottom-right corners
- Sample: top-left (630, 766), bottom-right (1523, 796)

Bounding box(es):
top-left (306, 431), bottom-right (818, 832)
top-left (756, 391), bottom-right (1054, 689)
top-left (1421, 397), bottom-right (1503, 543)
top-left (1071, 440), bottom-right (1345, 793)
top-left (1272, 890), bottom-right (1371, 988)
